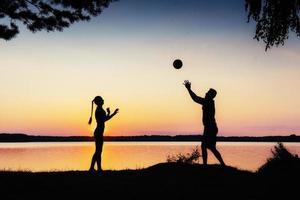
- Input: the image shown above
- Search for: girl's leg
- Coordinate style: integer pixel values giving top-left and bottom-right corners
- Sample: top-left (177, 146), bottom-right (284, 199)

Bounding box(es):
top-left (89, 140), bottom-right (98, 171)
top-left (96, 140), bottom-right (103, 171)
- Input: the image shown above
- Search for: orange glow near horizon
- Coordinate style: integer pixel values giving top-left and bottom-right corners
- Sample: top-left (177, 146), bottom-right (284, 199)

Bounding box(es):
top-left (1, 46), bottom-right (300, 137)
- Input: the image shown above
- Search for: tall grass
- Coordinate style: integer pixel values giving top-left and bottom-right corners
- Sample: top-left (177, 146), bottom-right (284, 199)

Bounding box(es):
top-left (166, 146), bottom-right (201, 164)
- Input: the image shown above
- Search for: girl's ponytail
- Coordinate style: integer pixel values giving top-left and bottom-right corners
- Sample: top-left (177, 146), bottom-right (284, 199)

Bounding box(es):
top-left (88, 100), bottom-right (94, 125)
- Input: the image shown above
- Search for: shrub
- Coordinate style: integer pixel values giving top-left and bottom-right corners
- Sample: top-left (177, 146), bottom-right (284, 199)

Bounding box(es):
top-left (258, 142), bottom-right (300, 174)
top-left (166, 146), bottom-right (201, 164)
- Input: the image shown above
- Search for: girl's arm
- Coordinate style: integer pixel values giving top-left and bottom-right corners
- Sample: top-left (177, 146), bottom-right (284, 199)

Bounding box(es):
top-left (106, 107), bottom-right (111, 116)
top-left (106, 108), bottom-right (119, 121)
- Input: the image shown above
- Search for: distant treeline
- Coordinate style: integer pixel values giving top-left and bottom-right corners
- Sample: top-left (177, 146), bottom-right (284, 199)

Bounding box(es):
top-left (0, 133), bottom-right (299, 143)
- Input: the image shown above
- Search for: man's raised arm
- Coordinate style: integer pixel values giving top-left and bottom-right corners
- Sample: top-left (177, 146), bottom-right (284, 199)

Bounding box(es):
top-left (183, 80), bottom-right (204, 104)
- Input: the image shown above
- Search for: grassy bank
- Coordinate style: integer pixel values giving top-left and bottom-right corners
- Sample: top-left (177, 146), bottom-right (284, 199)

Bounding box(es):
top-left (0, 162), bottom-right (299, 199)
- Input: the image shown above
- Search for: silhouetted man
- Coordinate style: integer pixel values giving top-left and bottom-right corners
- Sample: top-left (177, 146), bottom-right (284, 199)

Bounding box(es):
top-left (183, 80), bottom-right (225, 166)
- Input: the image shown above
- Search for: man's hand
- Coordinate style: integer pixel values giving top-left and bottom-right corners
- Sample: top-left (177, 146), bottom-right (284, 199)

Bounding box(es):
top-left (106, 107), bottom-right (111, 115)
top-left (183, 80), bottom-right (191, 90)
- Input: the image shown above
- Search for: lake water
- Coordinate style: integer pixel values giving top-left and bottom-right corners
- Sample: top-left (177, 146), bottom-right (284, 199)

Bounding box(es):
top-left (0, 142), bottom-right (299, 172)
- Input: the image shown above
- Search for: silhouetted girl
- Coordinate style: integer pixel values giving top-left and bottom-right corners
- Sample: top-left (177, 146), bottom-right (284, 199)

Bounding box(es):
top-left (88, 96), bottom-right (119, 172)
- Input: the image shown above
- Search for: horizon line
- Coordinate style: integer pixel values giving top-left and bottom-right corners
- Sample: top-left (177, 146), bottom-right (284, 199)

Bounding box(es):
top-left (0, 133), bottom-right (299, 138)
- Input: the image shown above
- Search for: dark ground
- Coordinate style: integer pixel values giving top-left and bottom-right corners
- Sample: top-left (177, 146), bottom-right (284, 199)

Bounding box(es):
top-left (0, 162), bottom-right (299, 200)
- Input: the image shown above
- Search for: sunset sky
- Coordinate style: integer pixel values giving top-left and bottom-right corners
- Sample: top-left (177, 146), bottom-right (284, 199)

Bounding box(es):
top-left (1, 0), bottom-right (300, 137)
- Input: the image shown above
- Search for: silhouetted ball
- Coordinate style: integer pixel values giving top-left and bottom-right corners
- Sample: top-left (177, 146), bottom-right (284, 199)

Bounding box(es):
top-left (173, 59), bottom-right (183, 69)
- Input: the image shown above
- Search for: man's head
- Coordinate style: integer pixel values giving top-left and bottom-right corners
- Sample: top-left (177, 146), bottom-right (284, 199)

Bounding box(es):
top-left (205, 88), bottom-right (217, 100)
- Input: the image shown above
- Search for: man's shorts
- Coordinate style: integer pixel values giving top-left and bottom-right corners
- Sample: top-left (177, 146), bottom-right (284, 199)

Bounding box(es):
top-left (202, 126), bottom-right (218, 149)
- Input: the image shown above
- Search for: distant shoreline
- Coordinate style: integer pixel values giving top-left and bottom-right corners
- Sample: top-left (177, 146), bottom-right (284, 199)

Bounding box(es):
top-left (0, 133), bottom-right (299, 143)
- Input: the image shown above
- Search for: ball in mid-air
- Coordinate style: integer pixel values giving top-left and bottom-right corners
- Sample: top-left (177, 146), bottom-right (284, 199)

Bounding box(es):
top-left (173, 59), bottom-right (183, 69)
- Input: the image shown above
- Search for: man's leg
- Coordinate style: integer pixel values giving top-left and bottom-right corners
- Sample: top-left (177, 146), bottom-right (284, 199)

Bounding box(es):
top-left (201, 142), bottom-right (208, 165)
top-left (210, 147), bottom-right (225, 166)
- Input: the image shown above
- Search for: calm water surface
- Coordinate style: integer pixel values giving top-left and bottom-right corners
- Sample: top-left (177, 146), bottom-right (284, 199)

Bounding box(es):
top-left (0, 142), bottom-right (299, 172)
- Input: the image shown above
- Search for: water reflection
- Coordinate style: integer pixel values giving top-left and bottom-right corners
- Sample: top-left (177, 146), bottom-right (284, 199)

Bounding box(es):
top-left (0, 142), bottom-right (299, 172)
